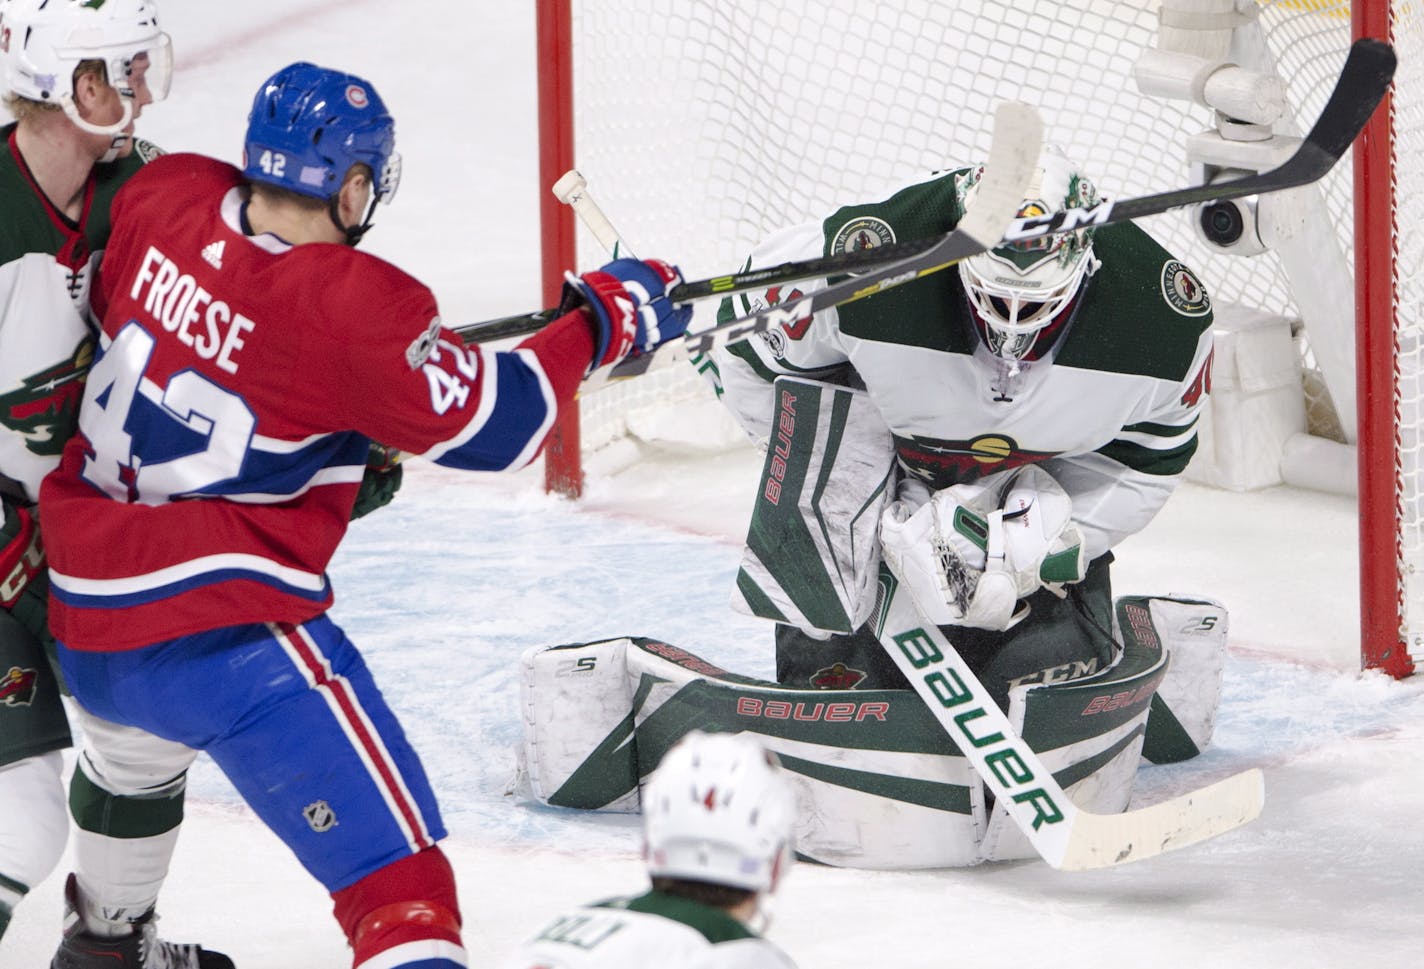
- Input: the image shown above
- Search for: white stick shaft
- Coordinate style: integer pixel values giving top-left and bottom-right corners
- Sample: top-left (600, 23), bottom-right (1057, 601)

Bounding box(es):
top-left (552, 169), bottom-right (633, 258)
top-left (875, 572), bottom-right (1263, 870)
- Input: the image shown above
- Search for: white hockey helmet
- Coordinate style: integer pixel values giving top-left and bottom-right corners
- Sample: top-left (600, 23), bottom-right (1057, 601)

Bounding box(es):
top-left (957, 147), bottom-right (1102, 361)
top-left (642, 732), bottom-right (797, 894)
top-left (0, 0), bottom-right (172, 136)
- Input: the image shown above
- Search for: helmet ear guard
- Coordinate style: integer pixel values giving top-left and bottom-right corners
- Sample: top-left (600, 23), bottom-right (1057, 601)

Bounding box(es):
top-left (956, 147), bottom-right (1102, 362)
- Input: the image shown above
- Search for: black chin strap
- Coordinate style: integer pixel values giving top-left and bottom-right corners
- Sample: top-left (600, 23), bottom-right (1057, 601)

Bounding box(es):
top-left (328, 194), bottom-right (380, 247)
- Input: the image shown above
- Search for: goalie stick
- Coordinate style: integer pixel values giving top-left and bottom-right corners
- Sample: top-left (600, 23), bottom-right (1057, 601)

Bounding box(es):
top-left (454, 36), bottom-right (1395, 380)
top-left (872, 569), bottom-right (1265, 870)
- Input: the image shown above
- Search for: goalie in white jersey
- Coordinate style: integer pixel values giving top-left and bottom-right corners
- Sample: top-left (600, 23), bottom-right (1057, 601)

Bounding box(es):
top-left (714, 147), bottom-right (1216, 706)
top-left (502, 732), bottom-right (799, 969)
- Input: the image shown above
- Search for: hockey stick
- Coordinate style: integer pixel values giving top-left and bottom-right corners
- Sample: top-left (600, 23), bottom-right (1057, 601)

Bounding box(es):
top-left (872, 568), bottom-right (1265, 870)
top-left (455, 37), bottom-right (1394, 366)
top-left (453, 97), bottom-right (1045, 353)
top-left (468, 100), bottom-right (1041, 391)
top-left (552, 170), bottom-right (631, 257)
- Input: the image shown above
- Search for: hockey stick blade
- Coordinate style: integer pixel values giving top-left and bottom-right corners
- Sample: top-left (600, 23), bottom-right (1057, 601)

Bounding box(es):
top-left (874, 571), bottom-right (1265, 871)
top-left (1105, 36), bottom-right (1395, 225)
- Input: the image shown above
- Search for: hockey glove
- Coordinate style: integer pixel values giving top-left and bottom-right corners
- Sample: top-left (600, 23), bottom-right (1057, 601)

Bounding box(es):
top-left (1, 497), bottom-right (50, 644)
top-left (880, 466), bottom-right (1086, 631)
top-left (562, 258), bottom-right (692, 374)
top-left (350, 443), bottom-right (404, 521)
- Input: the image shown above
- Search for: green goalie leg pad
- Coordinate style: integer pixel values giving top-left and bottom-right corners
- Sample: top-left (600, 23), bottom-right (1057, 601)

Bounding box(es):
top-left (69, 763), bottom-right (186, 838)
top-left (1131, 595), bottom-right (1228, 764)
top-left (732, 376), bottom-right (896, 634)
top-left (978, 594), bottom-right (1169, 862)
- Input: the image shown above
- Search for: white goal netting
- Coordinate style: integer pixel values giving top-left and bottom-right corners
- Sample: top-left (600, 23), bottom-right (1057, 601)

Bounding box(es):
top-left (555, 0), bottom-right (1422, 671)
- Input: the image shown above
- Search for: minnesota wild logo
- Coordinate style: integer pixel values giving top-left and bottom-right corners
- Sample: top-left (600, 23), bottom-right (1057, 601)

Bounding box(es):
top-left (0, 339), bottom-right (93, 458)
top-left (1, 666), bottom-right (39, 707)
top-left (894, 432), bottom-right (1058, 488)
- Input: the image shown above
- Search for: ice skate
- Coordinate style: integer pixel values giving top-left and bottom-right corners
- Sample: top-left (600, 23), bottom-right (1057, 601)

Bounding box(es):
top-left (51, 874), bottom-right (234, 969)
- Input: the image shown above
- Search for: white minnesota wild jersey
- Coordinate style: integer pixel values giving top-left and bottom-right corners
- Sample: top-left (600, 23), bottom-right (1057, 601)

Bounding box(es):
top-left (714, 168), bottom-right (1215, 562)
top-left (500, 891), bottom-right (797, 969)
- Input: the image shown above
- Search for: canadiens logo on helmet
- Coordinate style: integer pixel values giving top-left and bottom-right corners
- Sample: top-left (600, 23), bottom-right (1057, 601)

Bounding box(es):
top-left (831, 217), bottom-right (895, 255)
top-left (1160, 260), bottom-right (1210, 317)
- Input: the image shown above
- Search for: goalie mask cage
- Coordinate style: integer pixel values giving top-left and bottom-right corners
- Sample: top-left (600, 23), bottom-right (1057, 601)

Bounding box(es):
top-left (535, 0), bottom-right (1421, 679)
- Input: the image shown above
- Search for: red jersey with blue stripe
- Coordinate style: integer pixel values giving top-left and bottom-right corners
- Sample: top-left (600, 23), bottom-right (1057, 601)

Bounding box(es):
top-left (40, 153), bottom-right (595, 651)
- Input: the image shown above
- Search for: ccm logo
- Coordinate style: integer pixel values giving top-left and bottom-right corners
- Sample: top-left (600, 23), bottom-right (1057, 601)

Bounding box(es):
top-left (736, 696), bottom-right (888, 722)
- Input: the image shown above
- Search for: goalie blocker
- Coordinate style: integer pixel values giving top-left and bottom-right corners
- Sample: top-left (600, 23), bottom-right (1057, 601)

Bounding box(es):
top-left (514, 377), bottom-right (1226, 867)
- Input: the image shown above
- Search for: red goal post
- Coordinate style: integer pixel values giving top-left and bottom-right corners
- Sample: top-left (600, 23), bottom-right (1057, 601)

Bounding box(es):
top-left (536, 0), bottom-right (1420, 678)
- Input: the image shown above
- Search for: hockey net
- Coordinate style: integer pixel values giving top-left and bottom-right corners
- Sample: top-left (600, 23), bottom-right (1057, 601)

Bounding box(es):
top-left (538, 0), bottom-right (1421, 677)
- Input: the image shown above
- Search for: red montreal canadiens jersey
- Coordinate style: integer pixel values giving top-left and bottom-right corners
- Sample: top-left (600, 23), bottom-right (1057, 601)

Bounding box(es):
top-left (41, 154), bottom-right (595, 651)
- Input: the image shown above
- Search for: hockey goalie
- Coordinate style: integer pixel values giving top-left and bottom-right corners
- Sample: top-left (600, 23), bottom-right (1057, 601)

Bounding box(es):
top-left (513, 150), bottom-right (1228, 868)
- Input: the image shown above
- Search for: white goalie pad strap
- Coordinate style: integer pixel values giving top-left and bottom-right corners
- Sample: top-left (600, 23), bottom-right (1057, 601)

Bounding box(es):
top-left (515, 639), bottom-right (639, 812)
top-left (732, 376), bottom-right (896, 634)
top-left (1135, 595), bottom-right (1228, 763)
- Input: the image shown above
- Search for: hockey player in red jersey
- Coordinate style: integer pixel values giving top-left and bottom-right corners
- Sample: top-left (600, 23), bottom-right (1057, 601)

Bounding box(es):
top-left (37, 60), bottom-right (691, 969)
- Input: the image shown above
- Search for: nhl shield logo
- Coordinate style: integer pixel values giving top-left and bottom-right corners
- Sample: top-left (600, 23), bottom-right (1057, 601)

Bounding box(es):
top-left (303, 800), bottom-right (338, 832)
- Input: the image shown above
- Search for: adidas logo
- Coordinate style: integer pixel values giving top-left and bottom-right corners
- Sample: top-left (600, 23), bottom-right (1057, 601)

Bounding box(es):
top-left (201, 240), bottom-right (225, 269)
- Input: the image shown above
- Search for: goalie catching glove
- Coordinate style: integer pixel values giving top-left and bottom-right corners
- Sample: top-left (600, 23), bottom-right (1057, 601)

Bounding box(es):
top-left (880, 465), bottom-right (1088, 631)
top-left (562, 258), bottom-right (692, 375)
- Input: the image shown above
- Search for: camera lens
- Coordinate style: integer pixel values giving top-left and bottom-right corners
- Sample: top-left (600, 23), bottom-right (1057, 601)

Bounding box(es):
top-left (1200, 201), bottom-right (1244, 246)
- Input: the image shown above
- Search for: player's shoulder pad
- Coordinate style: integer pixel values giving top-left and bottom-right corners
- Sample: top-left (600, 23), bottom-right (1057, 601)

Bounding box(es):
top-left (1093, 223), bottom-right (1212, 328)
top-left (821, 168), bottom-right (960, 257)
top-left (1057, 223), bottom-right (1213, 381)
top-left (299, 245), bottom-right (440, 349)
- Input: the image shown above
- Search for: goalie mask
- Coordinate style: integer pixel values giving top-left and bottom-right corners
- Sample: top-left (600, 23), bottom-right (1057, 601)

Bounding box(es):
top-left (642, 732), bottom-right (797, 895)
top-left (0, 0), bottom-right (172, 139)
top-left (956, 148), bottom-right (1102, 363)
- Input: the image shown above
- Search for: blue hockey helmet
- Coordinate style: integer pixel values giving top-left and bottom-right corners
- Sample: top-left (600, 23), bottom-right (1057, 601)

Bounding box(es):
top-left (242, 62), bottom-right (401, 208)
